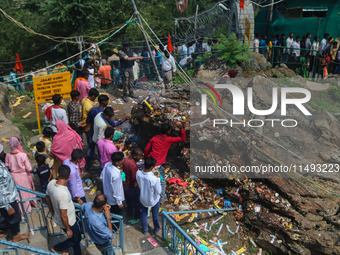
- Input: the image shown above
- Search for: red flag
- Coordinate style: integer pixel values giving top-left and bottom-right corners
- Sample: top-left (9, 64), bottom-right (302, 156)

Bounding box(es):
top-left (15, 53), bottom-right (23, 71)
top-left (167, 34), bottom-right (174, 53)
top-left (240, 0), bottom-right (245, 9)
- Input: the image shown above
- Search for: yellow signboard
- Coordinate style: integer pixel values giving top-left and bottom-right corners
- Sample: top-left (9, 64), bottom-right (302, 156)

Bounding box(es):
top-left (33, 71), bottom-right (71, 134)
top-left (33, 72), bottom-right (71, 104)
top-left (244, 17), bottom-right (251, 52)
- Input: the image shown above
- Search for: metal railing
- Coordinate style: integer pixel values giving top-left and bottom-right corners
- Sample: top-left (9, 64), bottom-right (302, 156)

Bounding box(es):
top-left (16, 185), bottom-right (124, 253)
top-left (0, 239), bottom-right (57, 255)
top-left (162, 208), bottom-right (236, 255)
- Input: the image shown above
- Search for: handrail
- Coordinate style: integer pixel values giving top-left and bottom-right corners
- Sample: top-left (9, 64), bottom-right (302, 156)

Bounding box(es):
top-left (162, 208), bottom-right (236, 255)
top-left (15, 185), bottom-right (124, 253)
top-left (0, 239), bottom-right (57, 255)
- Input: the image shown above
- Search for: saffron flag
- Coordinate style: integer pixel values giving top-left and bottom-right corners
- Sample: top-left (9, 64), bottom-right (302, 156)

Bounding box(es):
top-left (240, 0), bottom-right (245, 9)
top-left (167, 34), bottom-right (174, 53)
top-left (15, 53), bottom-right (23, 71)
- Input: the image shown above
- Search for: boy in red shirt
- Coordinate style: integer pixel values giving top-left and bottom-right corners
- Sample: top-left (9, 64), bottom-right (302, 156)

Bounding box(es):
top-left (144, 121), bottom-right (186, 202)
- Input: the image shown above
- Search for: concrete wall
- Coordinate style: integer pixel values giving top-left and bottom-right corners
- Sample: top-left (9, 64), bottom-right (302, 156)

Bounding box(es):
top-left (229, 0), bottom-right (255, 50)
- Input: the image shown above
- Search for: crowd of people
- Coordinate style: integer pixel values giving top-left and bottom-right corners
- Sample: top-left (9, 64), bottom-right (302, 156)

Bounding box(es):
top-left (254, 32), bottom-right (340, 77)
top-left (0, 48), bottom-right (187, 254)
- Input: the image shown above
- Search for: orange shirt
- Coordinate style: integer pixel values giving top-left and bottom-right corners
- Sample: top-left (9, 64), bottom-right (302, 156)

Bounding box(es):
top-left (98, 65), bottom-right (112, 84)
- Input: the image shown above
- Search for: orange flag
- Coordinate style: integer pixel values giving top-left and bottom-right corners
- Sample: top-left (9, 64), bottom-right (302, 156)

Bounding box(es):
top-left (15, 53), bottom-right (23, 71)
top-left (240, 0), bottom-right (245, 9)
top-left (167, 34), bottom-right (174, 53)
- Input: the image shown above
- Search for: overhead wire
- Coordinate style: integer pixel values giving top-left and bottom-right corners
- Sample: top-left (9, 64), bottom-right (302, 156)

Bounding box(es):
top-left (138, 13), bottom-right (340, 198)
top-left (0, 42), bottom-right (64, 64)
top-left (0, 7), bottom-right (126, 41)
top-left (0, 17), bottom-right (134, 86)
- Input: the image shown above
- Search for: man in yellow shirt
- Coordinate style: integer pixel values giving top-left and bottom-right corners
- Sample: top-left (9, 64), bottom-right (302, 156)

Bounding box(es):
top-left (81, 88), bottom-right (99, 170)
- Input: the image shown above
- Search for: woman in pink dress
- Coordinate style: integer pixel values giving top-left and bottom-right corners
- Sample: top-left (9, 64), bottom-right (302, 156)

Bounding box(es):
top-left (5, 137), bottom-right (35, 213)
top-left (51, 120), bottom-right (85, 176)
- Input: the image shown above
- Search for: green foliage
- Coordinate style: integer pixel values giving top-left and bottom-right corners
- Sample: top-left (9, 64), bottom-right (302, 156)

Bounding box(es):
top-left (200, 33), bottom-right (251, 68)
top-left (173, 68), bottom-right (195, 84)
top-left (0, 0), bottom-right (219, 73)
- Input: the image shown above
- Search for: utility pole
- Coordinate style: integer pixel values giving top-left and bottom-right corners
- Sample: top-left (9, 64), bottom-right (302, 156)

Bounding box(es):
top-left (130, 0), bottom-right (163, 86)
top-left (194, 5), bottom-right (199, 41)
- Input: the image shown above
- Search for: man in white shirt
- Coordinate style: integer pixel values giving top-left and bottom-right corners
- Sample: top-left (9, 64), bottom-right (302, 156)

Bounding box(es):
top-left (136, 157), bottom-right (161, 235)
top-left (319, 33), bottom-right (329, 56)
top-left (100, 152), bottom-right (125, 215)
top-left (180, 43), bottom-right (189, 59)
top-left (161, 50), bottom-right (176, 89)
top-left (44, 94), bottom-right (68, 133)
top-left (46, 165), bottom-right (82, 255)
top-left (292, 36), bottom-right (301, 60)
top-left (92, 107), bottom-right (115, 145)
top-left (204, 40), bottom-right (212, 52)
top-left (285, 32), bottom-right (294, 63)
top-left (188, 42), bottom-right (195, 58)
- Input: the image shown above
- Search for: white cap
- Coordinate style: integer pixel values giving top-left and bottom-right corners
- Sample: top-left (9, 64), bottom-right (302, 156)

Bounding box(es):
top-left (0, 144), bottom-right (3, 153)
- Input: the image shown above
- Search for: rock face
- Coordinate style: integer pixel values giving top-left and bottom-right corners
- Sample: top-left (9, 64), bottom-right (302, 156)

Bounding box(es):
top-left (241, 52), bottom-right (269, 72)
top-left (0, 86), bottom-right (12, 115)
top-left (190, 75), bottom-right (340, 254)
top-left (197, 58), bottom-right (227, 79)
top-left (0, 87), bottom-right (22, 152)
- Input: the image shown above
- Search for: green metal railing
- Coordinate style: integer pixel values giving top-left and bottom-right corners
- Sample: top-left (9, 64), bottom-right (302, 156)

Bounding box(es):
top-left (16, 185), bottom-right (124, 253)
top-left (0, 239), bottom-right (57, 255)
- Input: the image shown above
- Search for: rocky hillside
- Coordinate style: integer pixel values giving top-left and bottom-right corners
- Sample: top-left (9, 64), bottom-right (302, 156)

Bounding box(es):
top-left (0, 86), bottom-right (22, 152)
top-left (189, 75), bottom-right (340, 254)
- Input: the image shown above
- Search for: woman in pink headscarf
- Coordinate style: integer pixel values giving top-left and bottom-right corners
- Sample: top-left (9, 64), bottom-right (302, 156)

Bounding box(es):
top-left (5, 137), bottom-right (35, 213)
top-left (51, 120), bottom-right (85, 178)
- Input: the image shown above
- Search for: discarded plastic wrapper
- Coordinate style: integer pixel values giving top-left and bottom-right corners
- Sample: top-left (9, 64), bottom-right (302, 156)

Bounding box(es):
top-left (236, 247), bottom-right (246, 255)
top-left (143, 100), bottom-right (154, 111)
top-left (23, 112), bottom-right (32, 118)
top-left (188, 213), bottom-right (196, 222)
top-left (257, 248), bottom-right (263, 255)
top-left (226, 225), bottom-right (235, 235)
top-left (216, 223), bottom-right (223, 236)
top-left (218, 241), bottom-right (226, 255)
top-left (270, 234), bottom-right (275, 244)
top-left (198, 244), bottom-right (210, 253)
top-left (250, 238), bottom-right (257, 248)
top-left (235, 223), bottom-right (240, 233)
top-left (196, 236), bottom-right (208, 246)
top-left (90, 186), bottom-right (97, 195)
top-left (2, 138), bottom-right (9, 143)
top-left (147, 237), bottom-right (158, 247)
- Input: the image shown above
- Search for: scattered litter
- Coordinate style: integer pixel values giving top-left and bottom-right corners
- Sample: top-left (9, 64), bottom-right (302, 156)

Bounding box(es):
top-left (199, 244), bottom-right (211, 252)
top-left (236, 247), bottom-right (246, 255)
top-left (216, 223), bottom-right (223, 236)
top-left (23, 112), bottom-right (32, 119)
top-left (270, 234), bottom-right (276, 244)
top-left (250, 238), bottom-right (257, 248)
top-left (226, 225), bottom-right (235, 235)
top-left (147, 237), bottom-right (158, 247)
top-left (89, 186), bottom-right (97, 195)
top-left (2, 138), bottom-right (9, 143)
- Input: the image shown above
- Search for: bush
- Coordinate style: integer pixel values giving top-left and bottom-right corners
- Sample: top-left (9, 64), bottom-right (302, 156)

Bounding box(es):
top-left (199, 33), bottom-right (251, 68)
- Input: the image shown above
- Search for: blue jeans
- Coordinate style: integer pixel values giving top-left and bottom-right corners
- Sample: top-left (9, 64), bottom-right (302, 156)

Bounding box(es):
top-left (54, 223), bottom-right (81, 255)
top-left (158, 165), bottom-right (165, 202)
top-left (95, 240), bottom-right (115, 255)
top-left (96, 145), bottom-right (103, 170)
top-left (141, 201), bottom-right (160, 234)
top-left (85, 131), bottom-right (95, 168)
top-left (124, 186), bottom-right (141, 219)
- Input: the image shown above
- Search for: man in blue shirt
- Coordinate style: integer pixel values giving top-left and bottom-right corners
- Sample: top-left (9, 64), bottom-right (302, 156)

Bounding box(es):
top-left (82, 194), bottom-right (115, 255)
top-left (85, 95), bottom-right (129, 169)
